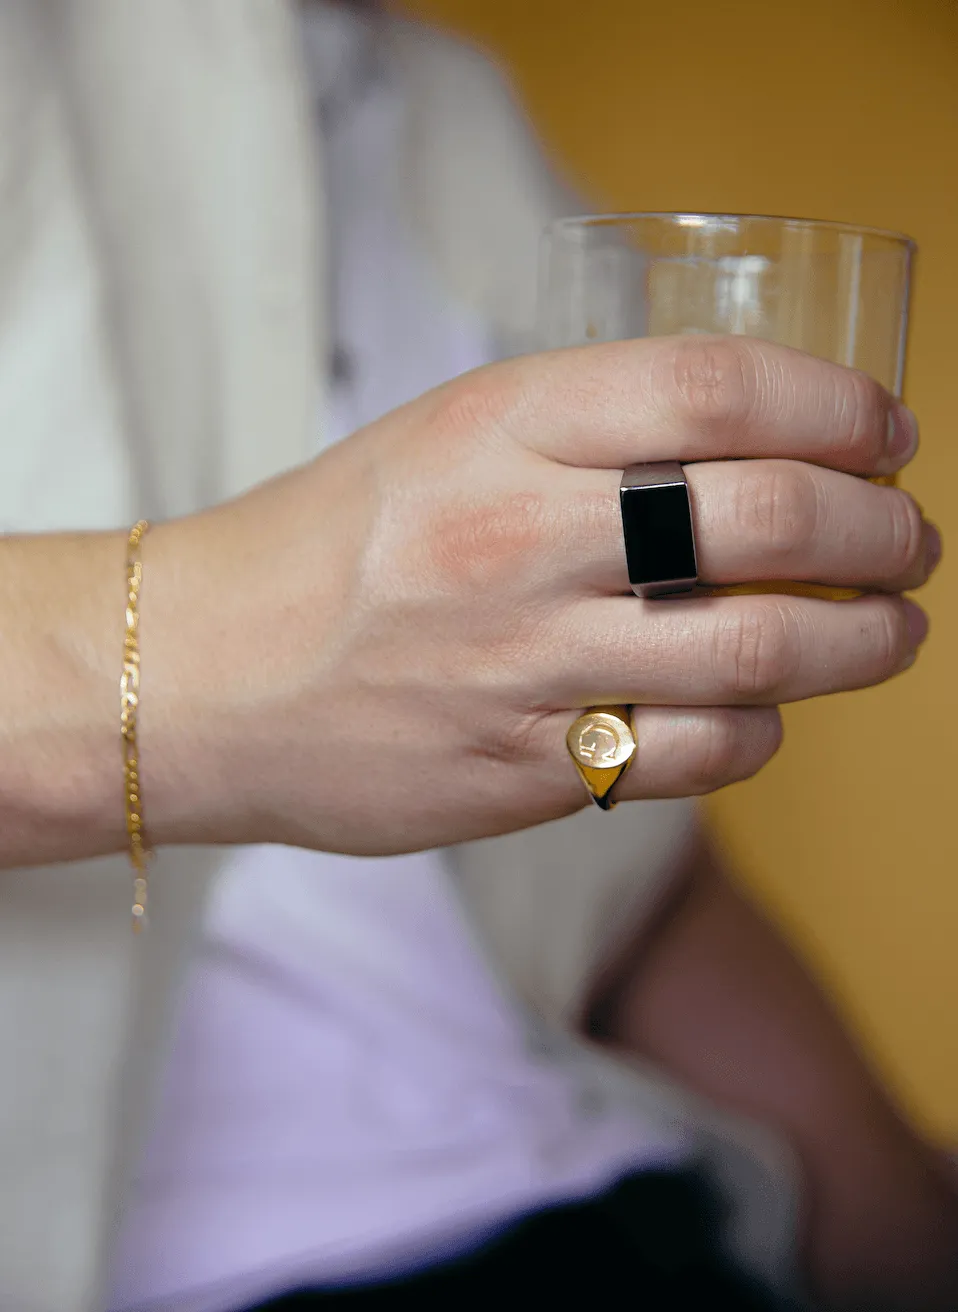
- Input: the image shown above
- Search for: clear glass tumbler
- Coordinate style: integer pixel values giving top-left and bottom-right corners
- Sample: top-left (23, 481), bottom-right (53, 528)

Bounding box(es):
top-left (539, 212), bottom-right (916, 599)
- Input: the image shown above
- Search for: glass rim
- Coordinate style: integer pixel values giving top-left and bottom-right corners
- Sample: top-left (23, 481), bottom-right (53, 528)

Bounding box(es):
top-left (547, 210), bottom-right (916, 251)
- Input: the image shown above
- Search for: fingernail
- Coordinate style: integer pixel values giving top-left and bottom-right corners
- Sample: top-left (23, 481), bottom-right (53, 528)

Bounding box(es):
top-left (924, 523), bottom-right (943, 574)
top-left (904, 599), bottom-right (929, 647)
top-left (885, 403), bottom-right (919, 465)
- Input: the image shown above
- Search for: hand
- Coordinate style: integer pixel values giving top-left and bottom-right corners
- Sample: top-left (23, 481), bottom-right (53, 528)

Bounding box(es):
top-left (142, 335), bottom-right (937, 855)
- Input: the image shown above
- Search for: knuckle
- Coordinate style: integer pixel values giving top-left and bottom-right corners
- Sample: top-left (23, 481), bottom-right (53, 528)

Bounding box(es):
top-left (662, 336), bottom-right (755, 431)
top-left (431, 361), bottom-right (517, 451)
top-left (713, 604), bottom-right (796, 699)
top-left (684, 709), bottom-right (783, 794)
top-left (873, 600), bottom-right (911, 672)
top-left (666, 707), bottom-right (786, 797)
top-left (835, 368), bottom-right (887, 467)
top-left (885, 490), bottom-right (925, 578)
top-left (735, 462), bottom-right (820, 563)
top-left (683, 709), bottom-right (745, 794)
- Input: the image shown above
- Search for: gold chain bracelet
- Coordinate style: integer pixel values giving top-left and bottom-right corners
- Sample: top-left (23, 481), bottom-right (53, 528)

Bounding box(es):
top-left (120, 520), bottom-right (152, 932)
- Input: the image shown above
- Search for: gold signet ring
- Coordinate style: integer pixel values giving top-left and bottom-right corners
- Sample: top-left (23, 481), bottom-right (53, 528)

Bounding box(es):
top-left (566, 705), bottom-right (636, 811)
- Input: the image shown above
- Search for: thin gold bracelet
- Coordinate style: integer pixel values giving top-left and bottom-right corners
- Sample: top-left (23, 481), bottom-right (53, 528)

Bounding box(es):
top-left (120, 520), bottom-right (152, 932)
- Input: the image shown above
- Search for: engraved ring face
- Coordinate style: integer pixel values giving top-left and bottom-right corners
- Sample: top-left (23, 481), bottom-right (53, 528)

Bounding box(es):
top-left (566, 711), bottom-right (636, 770)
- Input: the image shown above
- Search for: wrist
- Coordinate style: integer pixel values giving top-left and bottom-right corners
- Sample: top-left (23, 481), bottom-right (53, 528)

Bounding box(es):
top-left (134, 513), bottom-right (253, 851)
top-left (135, 473), bottom-right (345, 853)
top-left (0, 530), bottom-right (130, 866)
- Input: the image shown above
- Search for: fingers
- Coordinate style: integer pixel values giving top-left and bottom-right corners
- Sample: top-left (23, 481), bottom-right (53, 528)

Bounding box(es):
top-left (563, 462), bottom-right (938, 595)
top-left (541, 705), bottom-right (784, 804)
top-left (687, 461), bottom-right (937, 592)
top-left (546, 592), bottom-right (927, 707)
top-left (489, 335), bottom-right (917, 477)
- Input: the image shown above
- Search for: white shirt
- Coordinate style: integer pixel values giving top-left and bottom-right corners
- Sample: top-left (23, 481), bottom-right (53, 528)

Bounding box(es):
top-left (108, 10), bottom-right (686, 1311)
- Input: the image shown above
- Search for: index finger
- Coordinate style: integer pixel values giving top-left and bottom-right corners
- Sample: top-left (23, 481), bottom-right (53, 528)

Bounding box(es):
top-left (500, 335), bottom-right (917, 477)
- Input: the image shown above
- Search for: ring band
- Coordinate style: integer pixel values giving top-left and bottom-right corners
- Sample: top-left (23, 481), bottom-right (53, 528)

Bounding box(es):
top-left (566, 705), bottom-right (636, 811)
top-left (620, 462), bottom-right (698, 598)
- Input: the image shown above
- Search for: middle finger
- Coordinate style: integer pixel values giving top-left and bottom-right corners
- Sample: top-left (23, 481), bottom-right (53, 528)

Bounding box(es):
top-left (567, 461), bottom-right (938, 594)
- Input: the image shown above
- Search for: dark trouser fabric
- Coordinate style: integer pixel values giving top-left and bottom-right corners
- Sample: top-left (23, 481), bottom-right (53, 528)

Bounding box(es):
top-left (244, 1169), bottom-right (802, 1311)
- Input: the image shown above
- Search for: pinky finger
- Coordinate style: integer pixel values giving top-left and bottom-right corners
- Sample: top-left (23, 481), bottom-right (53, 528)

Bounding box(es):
top-left (610, 704), bottom-right (784, 801)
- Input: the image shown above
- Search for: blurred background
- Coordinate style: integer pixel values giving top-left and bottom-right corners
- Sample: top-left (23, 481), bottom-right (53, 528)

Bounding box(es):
top-left (399, 0), bottom-right (958, 1140)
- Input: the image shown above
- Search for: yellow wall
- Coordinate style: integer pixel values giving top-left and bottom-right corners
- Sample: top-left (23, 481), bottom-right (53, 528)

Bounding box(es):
top-left (400, 0), bottom-right (958, 1138)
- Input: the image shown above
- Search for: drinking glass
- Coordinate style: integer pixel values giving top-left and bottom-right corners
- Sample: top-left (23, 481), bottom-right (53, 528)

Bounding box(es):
top-left (539, 212), bottom-right (916, 599)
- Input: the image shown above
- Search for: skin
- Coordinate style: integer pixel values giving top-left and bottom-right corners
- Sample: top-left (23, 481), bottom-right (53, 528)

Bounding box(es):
top-left (0, 336), bottom-right (933, 866)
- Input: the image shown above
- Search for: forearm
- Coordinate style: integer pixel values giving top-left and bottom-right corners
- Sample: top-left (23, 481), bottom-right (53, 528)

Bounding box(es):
top-left (587, 836), bottom-right (958, 1311)
top-left (0, 530), bottom-right (131, 867)
top-left (0, 521), bottom-right (240, 869)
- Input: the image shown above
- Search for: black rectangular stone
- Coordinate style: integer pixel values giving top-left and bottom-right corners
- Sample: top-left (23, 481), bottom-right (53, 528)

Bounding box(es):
top-left (619, 468), bottom-right (697, 597)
